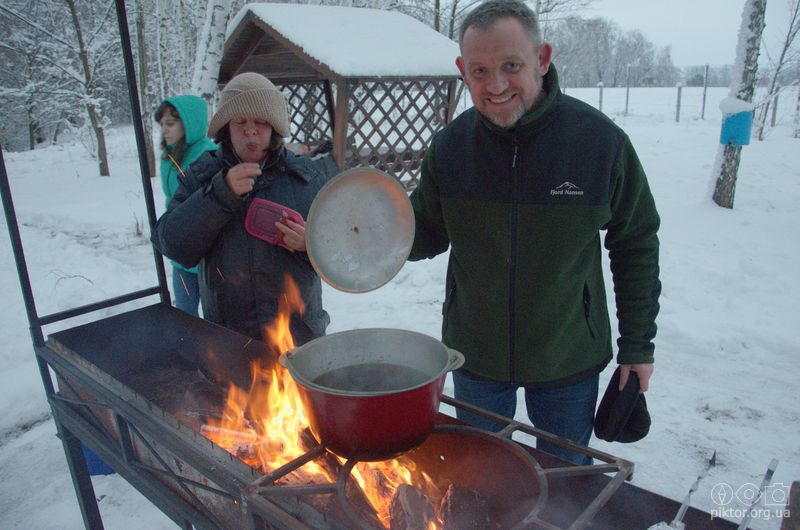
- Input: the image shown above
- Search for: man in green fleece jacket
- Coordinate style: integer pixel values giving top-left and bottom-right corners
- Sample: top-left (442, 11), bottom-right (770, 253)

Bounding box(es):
top-left (409, 0), bottom-right (661, 464)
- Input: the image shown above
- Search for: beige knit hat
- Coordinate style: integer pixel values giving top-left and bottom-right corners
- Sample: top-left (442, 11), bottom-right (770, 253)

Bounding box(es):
top-left (207, 72), bottom-right (291, 138)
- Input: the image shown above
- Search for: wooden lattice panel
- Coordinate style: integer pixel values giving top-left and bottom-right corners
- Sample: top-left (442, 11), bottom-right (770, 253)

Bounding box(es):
top-left (346, 79), bottom-right (451, 189)
top-left (279, 82), bottom-right (333, 145)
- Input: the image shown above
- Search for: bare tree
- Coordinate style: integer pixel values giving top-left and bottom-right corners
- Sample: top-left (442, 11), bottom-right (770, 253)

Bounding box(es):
top-left (712, 0), bottom-right (767, 209)
top-left (754, 0), bottom-right (800, 140)
top-left (64, 0), bottom-right (112, 176)
top-left (612, 30), bottom-right (655, 87)
top-left (1, 0), bottom-right (122, 173)
top-left (132, 0), bottom-right (156, 177)
top-left (192, 0), bottom-right (234, 105)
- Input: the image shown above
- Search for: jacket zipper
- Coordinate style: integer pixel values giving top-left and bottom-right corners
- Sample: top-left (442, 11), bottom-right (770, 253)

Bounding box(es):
top-left (509, 137), bottom-right (520, 381)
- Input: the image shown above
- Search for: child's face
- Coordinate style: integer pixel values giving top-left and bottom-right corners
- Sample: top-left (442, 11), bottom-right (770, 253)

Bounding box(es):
top-left (159, 109), bottom-right (185, 146)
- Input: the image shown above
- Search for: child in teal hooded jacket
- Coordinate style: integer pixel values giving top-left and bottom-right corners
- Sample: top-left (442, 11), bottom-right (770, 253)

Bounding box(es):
top-left (155, 95), bottom-right (218, 316)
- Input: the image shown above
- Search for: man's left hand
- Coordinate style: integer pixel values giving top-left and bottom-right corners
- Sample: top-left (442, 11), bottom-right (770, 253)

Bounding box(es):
top-left (619, 363), bottom-right (653, 393)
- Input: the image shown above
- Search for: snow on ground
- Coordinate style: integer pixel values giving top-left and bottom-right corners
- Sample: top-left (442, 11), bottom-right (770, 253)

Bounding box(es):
top-left (1, 86), bottom-right (798, 529)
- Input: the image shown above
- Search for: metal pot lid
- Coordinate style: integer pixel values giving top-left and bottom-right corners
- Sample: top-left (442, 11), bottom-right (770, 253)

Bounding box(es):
top-left (306, 167), bottom-right (414, 293)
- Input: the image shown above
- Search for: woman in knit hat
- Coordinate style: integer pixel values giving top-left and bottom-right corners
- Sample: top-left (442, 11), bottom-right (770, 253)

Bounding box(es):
top-left (155, 95), bottom-right (218, 317)
top-left (152, 72), bottom-right (333, 346)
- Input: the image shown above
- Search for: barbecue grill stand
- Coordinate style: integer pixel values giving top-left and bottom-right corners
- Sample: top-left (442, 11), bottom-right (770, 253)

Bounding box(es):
top-left (0, 0), bottom-right (170, 527)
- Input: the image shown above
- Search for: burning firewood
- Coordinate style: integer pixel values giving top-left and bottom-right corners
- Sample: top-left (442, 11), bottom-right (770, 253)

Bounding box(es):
top-left (297, 428), bottom-right (383, 530)
top-left (199, 424), bottom-right (286, 460)
top-left (439, 484), bottom-right (491, 530)
top-left (389, 484), bottom-right (435, 529)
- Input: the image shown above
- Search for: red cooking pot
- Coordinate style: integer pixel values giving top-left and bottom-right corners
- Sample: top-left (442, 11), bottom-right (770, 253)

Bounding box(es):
top-left (278, 328), bottom-right (464, 461)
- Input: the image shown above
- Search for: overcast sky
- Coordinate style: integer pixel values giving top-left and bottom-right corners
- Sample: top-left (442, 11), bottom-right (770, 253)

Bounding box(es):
top-left (585, 0), bottom-right (787, 68)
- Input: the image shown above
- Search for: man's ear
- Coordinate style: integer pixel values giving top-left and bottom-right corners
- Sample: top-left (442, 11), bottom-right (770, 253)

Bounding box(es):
top-left (537, 43), bottom-right (553, 75)
top-left (455, 56), bottom-right (467, 80)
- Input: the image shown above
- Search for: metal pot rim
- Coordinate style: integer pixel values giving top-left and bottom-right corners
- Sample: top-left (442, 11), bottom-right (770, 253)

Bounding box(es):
top-left (279, 328), bottom-right (464, 397)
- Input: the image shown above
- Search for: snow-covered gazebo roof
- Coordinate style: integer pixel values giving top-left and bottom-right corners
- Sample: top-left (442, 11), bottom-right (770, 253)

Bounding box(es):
top-left (220, 3), bottom-right (460, 82)
top-left (217, 3), bottom-right (462, 188)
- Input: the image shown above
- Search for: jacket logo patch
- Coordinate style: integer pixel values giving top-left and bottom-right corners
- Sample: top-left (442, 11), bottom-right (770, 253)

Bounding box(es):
top-left (550, 181), bottom-right (585, 196)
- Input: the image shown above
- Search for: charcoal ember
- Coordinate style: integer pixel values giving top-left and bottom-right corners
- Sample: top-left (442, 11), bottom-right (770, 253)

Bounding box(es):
top-left (439, 484), bottom-right (491, 530)
top-left (390, 484), bottom-right (435, 530)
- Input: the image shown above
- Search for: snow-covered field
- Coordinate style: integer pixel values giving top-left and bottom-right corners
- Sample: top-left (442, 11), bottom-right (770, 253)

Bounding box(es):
top-left (1, 86), bottom-right (798, 529)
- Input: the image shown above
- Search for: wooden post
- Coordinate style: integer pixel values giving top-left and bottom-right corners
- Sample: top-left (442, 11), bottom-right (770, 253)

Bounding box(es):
top-left (445, 79), bottom-right (459, 123)
top-left (676, 83), bottom-right (683, 122)
top-left (332, 80), bottom-right (350, 169)
top-left (701, 64), bottom-right (709, 119)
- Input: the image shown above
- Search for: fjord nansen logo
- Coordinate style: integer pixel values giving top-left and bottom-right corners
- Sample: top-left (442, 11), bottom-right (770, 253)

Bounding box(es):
top-left (550, 181), bottom-right (585, 196)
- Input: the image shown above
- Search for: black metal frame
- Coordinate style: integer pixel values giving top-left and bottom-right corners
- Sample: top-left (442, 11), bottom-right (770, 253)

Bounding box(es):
top-left (0, 0), bottom-right (173, 528)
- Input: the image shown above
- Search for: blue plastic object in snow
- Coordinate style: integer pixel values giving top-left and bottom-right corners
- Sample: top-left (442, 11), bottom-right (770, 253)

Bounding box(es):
top-left (720, 111), bottom-right (753, 146)
top-left (82, 444), bottom-right (115, 475)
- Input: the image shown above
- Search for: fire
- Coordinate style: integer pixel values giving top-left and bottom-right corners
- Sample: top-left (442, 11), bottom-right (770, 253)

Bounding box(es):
top-left (353, 457), bottom-right (443, 527)
top-left (201, 274), bottom-right (445, 528)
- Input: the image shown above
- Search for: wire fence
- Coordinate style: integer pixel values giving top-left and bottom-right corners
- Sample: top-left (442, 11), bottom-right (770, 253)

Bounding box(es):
top-left (455, 85), bottom-right (800, 127)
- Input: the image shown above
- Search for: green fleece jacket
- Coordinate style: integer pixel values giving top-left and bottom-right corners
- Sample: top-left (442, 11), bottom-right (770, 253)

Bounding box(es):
top-left (409, 65), bottom-right (661, 386)
top-left (159, 94), bottom-right (218, 274)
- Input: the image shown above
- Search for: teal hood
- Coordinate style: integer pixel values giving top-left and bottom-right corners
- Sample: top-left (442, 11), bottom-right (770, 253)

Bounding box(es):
top-left (159, 94), bottom-right (218, 198)
top-left (159, 94), bottom-right (218, 274)
top-left (163, 94), bottom-right (215, 148)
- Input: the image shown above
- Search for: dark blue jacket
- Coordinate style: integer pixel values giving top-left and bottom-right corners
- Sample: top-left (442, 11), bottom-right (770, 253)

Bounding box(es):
top-left (152, 146), bottom-right (331, 345)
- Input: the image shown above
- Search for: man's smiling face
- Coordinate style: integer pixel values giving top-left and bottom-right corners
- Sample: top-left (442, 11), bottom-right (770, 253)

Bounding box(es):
top-left (456, 16), bottom-right (552, 129)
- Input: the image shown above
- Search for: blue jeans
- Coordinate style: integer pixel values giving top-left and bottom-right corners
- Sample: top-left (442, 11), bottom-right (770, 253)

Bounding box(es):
top-left (173, 267), bottom-right (200, 317)
top-left (452, 369), bottom-right (599, 465)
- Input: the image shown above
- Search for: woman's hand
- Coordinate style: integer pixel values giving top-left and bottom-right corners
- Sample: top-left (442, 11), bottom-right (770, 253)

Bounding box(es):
top-left (275, 214), bottom-right (306, 252)
top-left (225, 163), bottom-right (262, 196)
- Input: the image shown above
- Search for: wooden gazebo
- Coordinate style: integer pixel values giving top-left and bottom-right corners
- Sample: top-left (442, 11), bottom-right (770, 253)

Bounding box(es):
top-left (219, 3), bottom-right (461, 189)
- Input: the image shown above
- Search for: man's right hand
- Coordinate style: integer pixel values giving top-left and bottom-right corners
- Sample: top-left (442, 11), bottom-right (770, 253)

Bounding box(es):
top-left (225, 163), bottom-right (262, 196)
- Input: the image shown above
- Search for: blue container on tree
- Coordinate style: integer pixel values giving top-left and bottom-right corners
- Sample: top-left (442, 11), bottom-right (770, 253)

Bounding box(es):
top-left (719, 111), bottom-right (753, 146)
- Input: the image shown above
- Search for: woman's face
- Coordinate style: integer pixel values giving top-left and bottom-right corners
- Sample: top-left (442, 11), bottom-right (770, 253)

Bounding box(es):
top-left (229, 116), bottom-right (273, 163)
top-left (159, 109), bottom-right (184, 146)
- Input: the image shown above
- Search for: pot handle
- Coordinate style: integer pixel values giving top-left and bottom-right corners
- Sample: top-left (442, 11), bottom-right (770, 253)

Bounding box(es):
top-left (277, 348), bottom-right (298, 369)
top-left (445, 348), bottom-right (465, 372)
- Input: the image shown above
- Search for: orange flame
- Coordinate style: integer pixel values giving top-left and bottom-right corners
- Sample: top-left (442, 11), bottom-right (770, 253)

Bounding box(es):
top-left (201, 274), bottom-right (446, 528)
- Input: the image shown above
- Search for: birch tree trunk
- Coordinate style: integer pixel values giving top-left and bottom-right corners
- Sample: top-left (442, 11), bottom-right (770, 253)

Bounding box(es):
top-left (65, 0), bottom-right (110, 176)
top-left (192, 0), bottom-right (234, 105)
top-left (794, 83), bottom-right (800, 138)
top-left (754, 0), bottom-right (800, 141)
top-left (712, 0), bottom-right (766, 209)
top-left (135, 0), bottom-right (156, 178)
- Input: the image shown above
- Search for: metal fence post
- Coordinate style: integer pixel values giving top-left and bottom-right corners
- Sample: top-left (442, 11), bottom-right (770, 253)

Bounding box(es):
top-left (701, 65), bottom-right (709, 120)
top-left (676, 83), bottom-right (683, 123)
top-left (598, 82), bottom-right (604, 113)
top-left (625, 65), bottom-right (631, 116)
